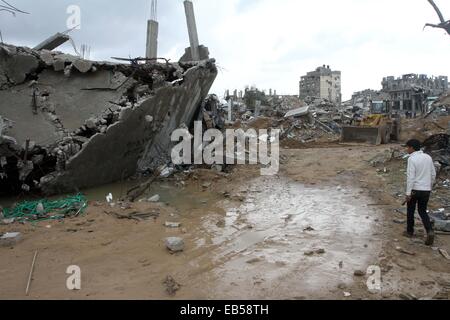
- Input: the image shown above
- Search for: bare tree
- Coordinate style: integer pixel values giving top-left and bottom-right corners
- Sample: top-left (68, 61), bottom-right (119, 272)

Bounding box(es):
top-left (0, 0), bottom-right (29, 43)
top-left (0, 0), bottom-right (29, 16)
top-left (424, 0), bottom-right (450, 35)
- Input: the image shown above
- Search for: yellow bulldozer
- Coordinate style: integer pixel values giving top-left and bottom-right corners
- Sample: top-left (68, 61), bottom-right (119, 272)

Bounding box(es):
top-left (341, 100), bottom-right (401, 145)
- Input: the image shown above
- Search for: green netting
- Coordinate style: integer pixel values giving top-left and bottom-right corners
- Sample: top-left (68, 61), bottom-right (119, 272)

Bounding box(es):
top-left (3, 194), bottom-right (88, 222)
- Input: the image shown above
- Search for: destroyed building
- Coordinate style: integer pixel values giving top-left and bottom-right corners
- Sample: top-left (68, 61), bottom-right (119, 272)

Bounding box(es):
top-left (0, 43), bottom-right (217, 196)
top-left (351, 89), bottom-right (390, 110)
top-left (299, 65), bottom-right (342, 105)
top-left (382, 74), bottom-right (449, 115)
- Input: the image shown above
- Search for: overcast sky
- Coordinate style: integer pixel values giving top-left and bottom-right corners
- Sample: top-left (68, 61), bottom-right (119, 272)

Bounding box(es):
top-left (1, 0), bottom-right (449, 100)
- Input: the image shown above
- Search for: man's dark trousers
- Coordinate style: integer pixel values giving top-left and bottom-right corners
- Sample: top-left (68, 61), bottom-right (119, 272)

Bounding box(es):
top-left (407, 190), bottom-right (433, 234)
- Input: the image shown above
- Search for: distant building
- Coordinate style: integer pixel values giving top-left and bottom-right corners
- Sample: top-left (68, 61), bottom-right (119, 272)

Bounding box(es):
top-left (381, 74), bottom-right (448, 115)
top-left (299, 65), bottom-right (342, 104)
top-left (351, 89), bottom-right (389, 109)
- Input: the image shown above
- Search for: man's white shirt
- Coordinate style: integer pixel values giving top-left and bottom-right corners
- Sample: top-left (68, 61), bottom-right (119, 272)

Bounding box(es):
top-left (406, 151), bottom-right (436, 196)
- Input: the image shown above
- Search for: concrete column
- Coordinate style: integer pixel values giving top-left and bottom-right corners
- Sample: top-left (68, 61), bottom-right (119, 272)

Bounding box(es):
top-left (255, 100), bottom-right (261, 117)
top-left (400, 100), bottom-right (404, 111)
top-left (146, 20), bottom-right (159, 59)
top-left (184, 0), bottom-right (200, 61)
top-left (228, 99), bottom-right (233, 123)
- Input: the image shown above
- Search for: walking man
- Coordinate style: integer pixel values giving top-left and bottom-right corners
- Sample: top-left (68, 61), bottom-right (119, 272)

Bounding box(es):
top-left (404, 139), bottom-right (436, 246)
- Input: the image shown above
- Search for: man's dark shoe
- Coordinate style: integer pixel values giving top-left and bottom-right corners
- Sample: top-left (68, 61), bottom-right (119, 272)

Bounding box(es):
top-left (403, 231), bottom-right (414, 238)
top-left (425, 231), bottom-right (435, 246)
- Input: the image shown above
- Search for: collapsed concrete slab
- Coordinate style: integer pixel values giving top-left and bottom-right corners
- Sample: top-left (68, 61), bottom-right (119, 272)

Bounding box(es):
top-left (0, 43), bottom-right (217, 196)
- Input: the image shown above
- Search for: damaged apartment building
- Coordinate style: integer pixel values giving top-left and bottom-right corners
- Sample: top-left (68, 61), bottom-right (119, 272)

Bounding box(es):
top-left (382, 74), bottom-right (449, 115)
top-left (0, 0), bottom-right (217, 196)
top-left (299, 65), bottom-right (342, 105)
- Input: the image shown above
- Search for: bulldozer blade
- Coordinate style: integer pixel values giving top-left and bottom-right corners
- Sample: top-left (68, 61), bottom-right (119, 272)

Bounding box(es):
top-left (341, 126), bottom-right (383, 145)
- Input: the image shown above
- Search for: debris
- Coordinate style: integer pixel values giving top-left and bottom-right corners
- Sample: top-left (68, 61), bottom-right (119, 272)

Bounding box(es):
top-left (2, 194), bottom-right (87, 223)
top-left (343, 292), bottom-right (352, 298)
top-left (354, 270), bottom-right (365, 277)
top-left (104, 210), bottom-right (159, 221)
top-left (303, 226), bottom-right (315, 232)
top-left (73, 59), bottom-right (93, 73)
top-left (165, 222), bottom-right (181, 228)
top-left (25, 250), bottom-right (38, 296)
top-left (36, 203), bottom-right (45, 215)
top-left (395, 246), bottom-right (416, 256)
top-left (0, 232), bottom-right (22, 247)
top-left (438, 248), bottom-right (450, 260)
top-left (148, 195), bottom-right (161, 203)
top-left (1, 218), bottom-right (15, 225)
top-left (315, 248), bottom-right (326, 254)
top-left (1, 43), bottom-right (218, 196)
top-left (246, 258), bottom-right (262, 264)
top-left (165, 237), bottom-right (185, 253)
top-left (163, 276), bottom-right (181, 296)
top-left (399, 293), bottom-right (418, 300)
top-left (33, 33), bottom-right (71, 51)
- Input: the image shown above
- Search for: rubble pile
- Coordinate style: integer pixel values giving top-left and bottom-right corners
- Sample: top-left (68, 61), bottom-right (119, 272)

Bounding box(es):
top-left (0, 43), bottom-right (217, 196)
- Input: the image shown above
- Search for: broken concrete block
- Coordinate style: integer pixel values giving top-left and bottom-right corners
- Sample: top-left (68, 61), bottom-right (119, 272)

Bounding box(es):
top-left (165, 237), bottom-right (185, 252)
top-left (64, 64), bottom-right (72, 77)
top-left (1, 218), bottom-right (15, 225)
top-left (53, 59), bottom-right (66, 72)
top-left (73, 59), bottom-right (93, 73)
top-left (40, 50), bottom-right (55, 66)
top-left (4, 54), bottom-right (39, 84)
top-left (165, 222), bottom-right (181, 228)
top-left (36, 203), bottom-right (45, 215)
top-left (34, 33), bottom-right (70, 51)
top-left (148, 195), bottom-right (160, 203)
top-left (0, 232), bottom-right (23, 247)
top-left (85, 118), bottom-right (97, 130)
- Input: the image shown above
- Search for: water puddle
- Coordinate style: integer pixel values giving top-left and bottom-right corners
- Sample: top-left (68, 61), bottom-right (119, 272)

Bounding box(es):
top-left (195, 176), bottom-right (383, 299)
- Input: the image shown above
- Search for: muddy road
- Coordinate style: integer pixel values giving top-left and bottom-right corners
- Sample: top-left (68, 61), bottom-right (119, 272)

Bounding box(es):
top-left (0, 144), bottom-right (449, 300)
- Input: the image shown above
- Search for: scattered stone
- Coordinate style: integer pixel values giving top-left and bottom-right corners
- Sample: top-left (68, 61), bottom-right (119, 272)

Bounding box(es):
top-left (216, 219), bottom-right (226, 228)
top-left (246, 258), bottom-right (262, 264)
top-left (165, 222), bottom-right (181, 229)
top-left (304, 251), bottom-right (315, 256)
top-left (420, 281), bottom-right (436, 286)
top-left (53, 59), bottom-right (65, 72)
top-left (163, 276), bottom-right (181, 296)
top-left (399, 293), bottom-right (418, 300)
top-left (36, 202), bottom-right (45, 215)
top-left (433, 291), bottom-right (449, 300)
top-left (315, 248), bottom-right (326, 255)
top-left (337, 283), bottom-right (347, 290)
top-left (85, 118), bottom-right (97, 130)
top-left (165, 237), bottom-right (185, 253)
top-left (0, 232), bottom-right (22, 247)
top-left (303, 226), bottom-right (315, 232)
top-left (438, 248), bottom-right (450, 260)
top-left (148, 195), bottom-right (161, 203)
top-left (1, 218), bottom-right (15, 225)
top-left (73, 59), bottom-right (93, 73)
top-left (396, 246), bottom-right (416, 256)
top-left (343, 292), bottom-right (352, 297)
top-left (354, 270), bottom-right (365, 277)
